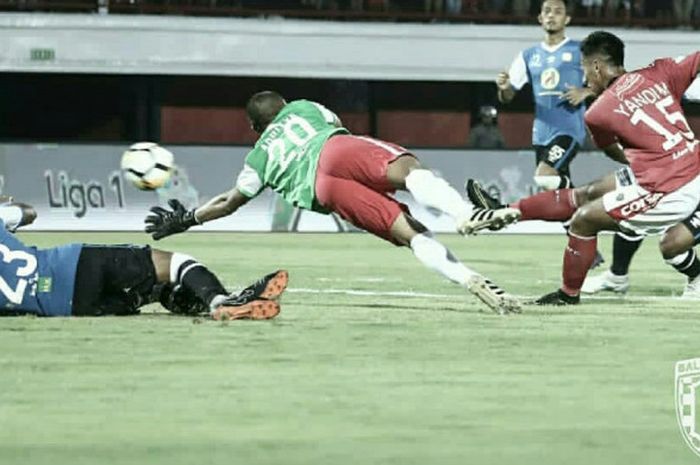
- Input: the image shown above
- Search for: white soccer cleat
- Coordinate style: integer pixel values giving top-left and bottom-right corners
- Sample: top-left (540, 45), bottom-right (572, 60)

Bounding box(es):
top-left (681, 275), bottom-right (700, 300)
top-left (581, 270), bottom-right (630, 294)
top-left (467, 275), bottom-right (522, 315)
top-left (458, 207), bottom-right (521, 235)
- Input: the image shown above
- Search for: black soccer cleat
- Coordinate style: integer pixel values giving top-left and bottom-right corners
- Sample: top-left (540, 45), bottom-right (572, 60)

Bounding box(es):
top-left (533, 289), bottom-right (580, 306)
top-left (228, 270), bottom-right (289, 306)
top-left (465, 179), bottom-right (505, 209)
top-left (458, 207), bottom-right (521, 235)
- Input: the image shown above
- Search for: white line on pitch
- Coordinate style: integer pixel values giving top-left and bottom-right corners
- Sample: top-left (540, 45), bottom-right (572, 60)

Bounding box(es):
top-left (287, 287), bottom-right (690, 303)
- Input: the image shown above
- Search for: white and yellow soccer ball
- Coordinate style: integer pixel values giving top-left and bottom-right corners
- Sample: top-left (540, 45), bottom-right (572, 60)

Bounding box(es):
top-left (120, 142), bottom-right (174, 190)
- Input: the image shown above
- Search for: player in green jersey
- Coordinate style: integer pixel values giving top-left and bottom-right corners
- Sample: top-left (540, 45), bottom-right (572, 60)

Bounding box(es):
top-left (145, 91), bottom-right (522, 314)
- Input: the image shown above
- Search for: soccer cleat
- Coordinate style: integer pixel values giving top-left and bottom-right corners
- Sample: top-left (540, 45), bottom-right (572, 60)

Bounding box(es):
top-left (458, 207), bottom-right (521, 235)
top-left (681, 275), bottom-right (700, 300)
top-left (467, 275), bottom-right (522, 314)
top-left (534, 289), bottom-right (580, 306)
top-left (211, 299), bottom-right (280, 321)
top-left (232, 269), bottom-right (289, 305)
top-left (465, 179), bottom-right (505, 209)
top-left (580, 270), bottom-right (629, 294)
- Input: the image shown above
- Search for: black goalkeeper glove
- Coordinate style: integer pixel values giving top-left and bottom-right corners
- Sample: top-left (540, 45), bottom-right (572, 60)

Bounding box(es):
top-left (144, 199), bottom-right (199, 240)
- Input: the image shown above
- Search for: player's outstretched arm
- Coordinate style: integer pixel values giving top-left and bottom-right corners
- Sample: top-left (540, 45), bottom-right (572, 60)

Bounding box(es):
top-left (194, 188), bottom-right (250, 223)
top-left (145, 189), bottom-right (250, 240)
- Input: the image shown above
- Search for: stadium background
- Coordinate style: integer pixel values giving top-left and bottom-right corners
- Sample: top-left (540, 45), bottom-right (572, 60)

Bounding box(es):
top-left (2, 2), bottom-right (700, 465)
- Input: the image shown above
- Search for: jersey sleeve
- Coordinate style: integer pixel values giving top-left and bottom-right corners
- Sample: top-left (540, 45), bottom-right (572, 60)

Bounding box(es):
top-left (0, 206), bottom-right (23, 232)
top-left (235, 164), bottom-right (265, 199)
top-left (658, 52), bottom-right (700, 100)
top-left (508, 52), bottom-right (529, 90)
top-left (311, 102), bottom-right (342, 127)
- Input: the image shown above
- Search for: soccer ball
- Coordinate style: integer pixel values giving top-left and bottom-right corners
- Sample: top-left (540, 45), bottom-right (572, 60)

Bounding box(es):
top-left (120, 142), bottom-right (174, 190)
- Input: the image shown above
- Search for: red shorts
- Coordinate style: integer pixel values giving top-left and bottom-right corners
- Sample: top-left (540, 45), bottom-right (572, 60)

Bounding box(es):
top-left (315, 135), bottom-right (411, 244)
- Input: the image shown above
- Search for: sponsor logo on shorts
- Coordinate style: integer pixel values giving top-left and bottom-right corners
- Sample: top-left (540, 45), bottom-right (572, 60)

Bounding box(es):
top-left (676, 358), bottom-right (700, 457)
top-left (547, 145), bottom-right (567, 163)
top-left (619, 192), bottom-right (664, 218)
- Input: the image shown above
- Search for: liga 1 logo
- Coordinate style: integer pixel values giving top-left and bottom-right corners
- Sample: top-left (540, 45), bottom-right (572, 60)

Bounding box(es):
top-left (676, 358), bottom-right (700, 457)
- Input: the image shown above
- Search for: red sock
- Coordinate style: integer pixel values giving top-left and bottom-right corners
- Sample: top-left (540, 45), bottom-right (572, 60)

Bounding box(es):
top-left (510, 189), bottom-right (577, 221)
top-left (562, 233), bottom-right (598, 296)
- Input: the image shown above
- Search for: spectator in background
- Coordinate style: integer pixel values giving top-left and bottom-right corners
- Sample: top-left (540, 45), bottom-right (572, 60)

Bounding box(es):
top-left (511, 0), bottom-right (531, 16)
top-left (425, 0), bottom-right (443, 13)
top-left (467, 106), bottom-right (506, 149)
top-left (488, 0), bottom-right (508, 13)
top-left (581, 0), bottom-right (602, 18)
top-left (446, 0), bottom-right (463, 14)
top-left (604, 0), bottom-right (632, 22)
top-left (673, 0), bottom-right (696, 27)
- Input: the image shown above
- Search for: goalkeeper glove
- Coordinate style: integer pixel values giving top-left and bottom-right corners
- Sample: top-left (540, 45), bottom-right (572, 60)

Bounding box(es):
top-left (145, 199), bottom-right (199, 240)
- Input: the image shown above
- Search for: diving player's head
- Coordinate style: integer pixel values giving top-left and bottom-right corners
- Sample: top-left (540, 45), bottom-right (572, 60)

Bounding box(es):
top-left (246, 91), bottom-right (287, 134)
top-left (538, 0), bottom-right (570, 35)
top-left (580, 31), bottom-right (626, 95)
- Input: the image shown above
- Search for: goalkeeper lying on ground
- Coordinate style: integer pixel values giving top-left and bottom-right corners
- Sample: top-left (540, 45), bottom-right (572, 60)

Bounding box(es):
top-left (0, 197), bottom-right (287, 319)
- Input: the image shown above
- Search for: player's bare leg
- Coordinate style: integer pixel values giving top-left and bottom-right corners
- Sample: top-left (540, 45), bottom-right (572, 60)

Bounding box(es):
top-left (535, 198), bottom-right (619, 305)
top-left (659, 222), bottom-right (700, 299)
top-left (390, 213), bottom-right (521, 314)
top-left (386, 155), bottom-right (520, 235)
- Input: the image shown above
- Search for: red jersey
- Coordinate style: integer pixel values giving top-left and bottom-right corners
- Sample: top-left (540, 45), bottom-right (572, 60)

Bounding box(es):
top-left (586, 52), bottom-right (700, 193)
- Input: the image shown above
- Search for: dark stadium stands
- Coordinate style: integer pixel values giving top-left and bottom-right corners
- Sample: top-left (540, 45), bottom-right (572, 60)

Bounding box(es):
top-left (0, 0), bottom-right (697, 29)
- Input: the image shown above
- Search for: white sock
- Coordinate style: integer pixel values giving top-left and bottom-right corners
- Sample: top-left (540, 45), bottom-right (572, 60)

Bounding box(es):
top-left (208, 294), bottom-right (227, 312)
top-left (410, 233), bottom-right (477, 285)
top-left (405, 169), bottom-right (473, 222)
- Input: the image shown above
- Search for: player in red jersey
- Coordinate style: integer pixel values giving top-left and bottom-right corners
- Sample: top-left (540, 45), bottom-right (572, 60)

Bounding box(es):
top-left (474, 31), bottom-right (700, 304)
top-left (539, 31), bottom-right (700, 304)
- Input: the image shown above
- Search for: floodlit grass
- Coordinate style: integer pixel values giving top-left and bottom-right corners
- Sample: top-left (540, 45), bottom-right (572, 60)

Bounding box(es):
top-left (1, 232), bottom-right (699, 465)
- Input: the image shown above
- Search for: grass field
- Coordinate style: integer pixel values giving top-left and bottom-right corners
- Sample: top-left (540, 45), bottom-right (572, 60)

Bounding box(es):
top-left (1, 231), bottom-right (699, 465)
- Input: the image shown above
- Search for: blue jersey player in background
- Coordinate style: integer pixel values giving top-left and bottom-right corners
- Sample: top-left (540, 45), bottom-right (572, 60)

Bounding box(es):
top-left (0, 198), bottom-right (287, 320)
top-left (468, 0), bottom-right (645, 275)
top-left (496, 0), bottom-right (590, 190)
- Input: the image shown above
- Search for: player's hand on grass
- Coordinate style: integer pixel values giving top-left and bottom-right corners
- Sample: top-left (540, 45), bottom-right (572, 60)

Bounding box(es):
top-left (496, 71), bottom-right (511, 91)
top-left (145, 199), bottom-right (199, 240)
top-left (562, 85), bottom-right (594, 106)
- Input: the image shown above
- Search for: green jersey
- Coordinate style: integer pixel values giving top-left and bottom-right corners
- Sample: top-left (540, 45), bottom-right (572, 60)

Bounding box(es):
top-left (236, 100), bottom-right (349, 211)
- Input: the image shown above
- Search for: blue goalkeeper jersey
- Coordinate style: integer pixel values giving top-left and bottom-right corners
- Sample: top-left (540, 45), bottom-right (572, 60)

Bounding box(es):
top-left (508, 38), bottom-right (587, 146)
top-left (0, 220), bottom-right (82, 316)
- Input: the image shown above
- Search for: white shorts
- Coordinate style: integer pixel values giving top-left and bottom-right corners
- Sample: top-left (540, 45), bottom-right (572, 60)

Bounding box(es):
top-left (603, 170), bottom-right (700, 235)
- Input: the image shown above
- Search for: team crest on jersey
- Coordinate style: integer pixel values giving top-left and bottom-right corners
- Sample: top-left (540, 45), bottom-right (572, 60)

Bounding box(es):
top-left (540, 68), bottom-right (560, 90)
top-left (676, 358), bottom-right (700, 457)
top-left (613, 73), bottom-right (644, 100)
top-left (529, 54), bottom-right (542, 68)
top-left (562, 52), bottom-right (573, 62)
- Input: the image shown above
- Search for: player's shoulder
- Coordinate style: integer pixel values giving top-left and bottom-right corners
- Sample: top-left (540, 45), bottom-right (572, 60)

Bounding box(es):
top-left (585, 88), bottom-right (616, 124)
top-left (521, 43), bottom-right (540, 56)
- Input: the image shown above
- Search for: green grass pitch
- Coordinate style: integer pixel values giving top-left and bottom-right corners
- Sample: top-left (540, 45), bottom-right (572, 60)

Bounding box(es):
top-left (1, 231), bottom-right (699, 465)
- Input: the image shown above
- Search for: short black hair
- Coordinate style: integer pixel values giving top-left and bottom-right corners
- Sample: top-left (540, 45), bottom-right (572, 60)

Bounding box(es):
top-left (246, 91), bottom-right (286, 133)
top-left (580, 31), bottom-right (625, 67)
top-left (541, 0), bottom-right (568, 9)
